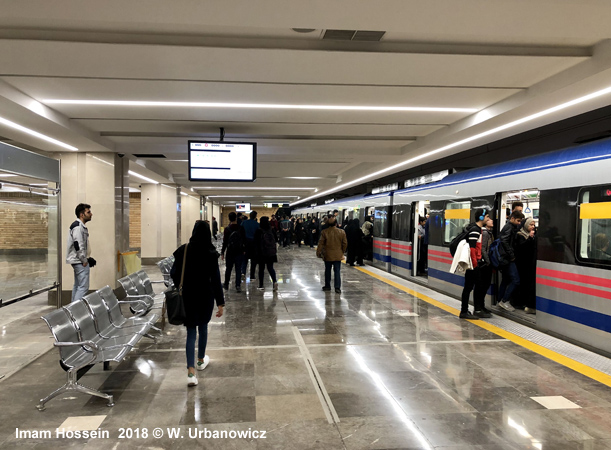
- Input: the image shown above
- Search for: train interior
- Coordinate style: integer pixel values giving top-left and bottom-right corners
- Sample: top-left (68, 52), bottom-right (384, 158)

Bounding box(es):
top-left (413, 200), bottom-right (430, 280)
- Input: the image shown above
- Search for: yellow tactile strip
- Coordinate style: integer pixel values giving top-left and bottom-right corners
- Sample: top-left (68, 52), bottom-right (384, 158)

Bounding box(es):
top-left (355, 265), bottom-right (611, 389)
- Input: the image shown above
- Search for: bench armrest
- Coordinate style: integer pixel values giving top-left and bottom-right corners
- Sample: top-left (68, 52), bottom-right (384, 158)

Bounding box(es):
top-left (54, 340), bottom-right (99, 367)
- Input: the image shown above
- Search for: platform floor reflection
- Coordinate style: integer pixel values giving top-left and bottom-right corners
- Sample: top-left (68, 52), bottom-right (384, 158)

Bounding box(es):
top-left (1, 247), bottom-right (611, 449)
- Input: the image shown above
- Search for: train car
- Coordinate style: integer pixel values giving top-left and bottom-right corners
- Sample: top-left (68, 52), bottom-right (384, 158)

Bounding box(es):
top-left (388, 139), bottom-right (611, 355)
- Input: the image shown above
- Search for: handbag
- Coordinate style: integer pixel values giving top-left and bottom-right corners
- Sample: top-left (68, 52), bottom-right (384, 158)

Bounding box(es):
top-left (165, 244), bottom-right (188, 325)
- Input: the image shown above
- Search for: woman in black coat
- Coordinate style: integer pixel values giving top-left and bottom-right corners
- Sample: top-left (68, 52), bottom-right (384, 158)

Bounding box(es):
top-left (171, 221), bottom-right (224, 386)
top-left (254, 216), bottom-right (278, 291)
top-left (514, 217), bottom-right (537, 313)
top-left (308, 218), bottom-right (320, 248)
top-left (295, 218), bottom-right (304, 247)
top-left (345, 219), bottom-right (364, 266)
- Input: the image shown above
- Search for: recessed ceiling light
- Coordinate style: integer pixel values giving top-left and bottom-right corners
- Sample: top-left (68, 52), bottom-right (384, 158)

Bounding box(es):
top-left (291, 84), bottom-right (611, 206)
top-left (194, 187), bottom-right (315, 190)
top-left (284, 177), bottom-right (325, 180)
top-left (43, 99), bottom-right (477, 113)
top-left (0, 116), bottom-right (78, 151)
top-left (292, 28), bottom-right (316, 33)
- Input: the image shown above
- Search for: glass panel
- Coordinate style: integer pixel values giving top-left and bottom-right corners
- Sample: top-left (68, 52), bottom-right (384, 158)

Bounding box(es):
top-left (444, 201), bottom-right (471, 244)
top-left (0, 176), bottom-right (59, 302)
top-left (392, 204), bottom-right (411, 241)
top-left (578, 189), bottom-right (611, 264)
top-left (374, 206), bottom-right (391, 238)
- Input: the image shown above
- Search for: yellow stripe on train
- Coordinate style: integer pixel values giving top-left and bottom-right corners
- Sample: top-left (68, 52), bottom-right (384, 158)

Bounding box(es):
top-left (580, 202), bottom-right (611, 220)
top-left (444, 209), bottom-right (471, 220)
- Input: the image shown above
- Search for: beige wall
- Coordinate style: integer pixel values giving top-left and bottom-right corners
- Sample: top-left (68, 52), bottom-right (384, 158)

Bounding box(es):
top-left (180, 190), bottom-right (201, 244)
top-left (141, 183), bottom-right (179, 258)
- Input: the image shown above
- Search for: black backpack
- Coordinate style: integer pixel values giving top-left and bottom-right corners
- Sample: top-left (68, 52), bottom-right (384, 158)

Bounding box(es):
top-left (227, 230), bottom-right (243, 256)
top-left (261, 230), bottom-right (277, 257)
top-left (449, 227), bottom-right (470, 257)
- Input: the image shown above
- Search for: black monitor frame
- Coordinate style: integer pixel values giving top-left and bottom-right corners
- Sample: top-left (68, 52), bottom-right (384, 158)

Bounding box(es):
top-left (188, 140), bottom-right (257, 182)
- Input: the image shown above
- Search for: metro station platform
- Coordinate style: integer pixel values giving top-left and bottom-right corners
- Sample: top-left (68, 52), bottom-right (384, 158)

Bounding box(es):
top-left (1, 248), bottom-right (611, 449)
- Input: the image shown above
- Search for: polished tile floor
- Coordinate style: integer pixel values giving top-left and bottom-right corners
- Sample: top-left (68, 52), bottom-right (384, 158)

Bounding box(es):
top-left (1, 247), bottom-right (611, 449)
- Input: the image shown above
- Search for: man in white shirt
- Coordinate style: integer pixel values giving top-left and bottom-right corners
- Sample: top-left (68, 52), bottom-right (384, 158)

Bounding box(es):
top-left (66, 203), bottom-right (93, 302)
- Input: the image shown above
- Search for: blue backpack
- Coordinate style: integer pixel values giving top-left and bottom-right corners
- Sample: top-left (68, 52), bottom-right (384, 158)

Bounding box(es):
top-left (489, 238), bottom-right (507, 268)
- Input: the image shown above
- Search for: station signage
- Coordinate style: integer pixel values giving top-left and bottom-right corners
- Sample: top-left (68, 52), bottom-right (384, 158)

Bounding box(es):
top-left (372, 183), bottom-right (398, 194)
top-left (263, 203), bottom-right (290, 208)
top-left (324, 198), bottom-right (335, 204)
top-left (404, 170), bottom-right (449, 188)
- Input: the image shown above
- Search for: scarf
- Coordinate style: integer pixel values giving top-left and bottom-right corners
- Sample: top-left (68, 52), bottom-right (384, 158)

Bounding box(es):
top-left (518, 217), bottom-right (534, 240)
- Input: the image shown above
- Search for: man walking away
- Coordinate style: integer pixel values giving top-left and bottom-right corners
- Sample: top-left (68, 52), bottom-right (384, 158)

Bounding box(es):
top-left (317, 217), bottom-right (348, 293)
top-left (498, 211), bottom-right (525, 311)
top-left (254, 216), bottom-right (279, 291)
top-left (221, 212), bottom-right (246, 292)
top-left (280, 216), bottom-right (291, 248)
top-left (66, 203), bottom-right (95, 302)
top-left (241, 211), bottom-right (260, 282)
top-left (212, 217), bottom-right (219, 240)
top-left (458, 208), bottom-right (490, 320)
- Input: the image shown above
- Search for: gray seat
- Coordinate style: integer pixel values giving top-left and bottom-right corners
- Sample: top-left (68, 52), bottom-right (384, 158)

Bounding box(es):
top-left (97, 286), bottom-right (160, 330)
top-left (64, 300), bottom-right (141, 348)
top-left (38, 306), bottom-right (137, 410)
top-left (82, 292), bottom-right (155, 340)
top-left (118, 273), bottom-right (164, 314)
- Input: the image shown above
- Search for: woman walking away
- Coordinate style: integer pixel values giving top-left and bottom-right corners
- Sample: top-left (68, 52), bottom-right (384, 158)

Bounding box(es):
top-left (254, 216), bottom-right (279, 291)
top-left (295, 218), bottom-right (304, 247)
top-left (171, 221), bottom-right (224, 387)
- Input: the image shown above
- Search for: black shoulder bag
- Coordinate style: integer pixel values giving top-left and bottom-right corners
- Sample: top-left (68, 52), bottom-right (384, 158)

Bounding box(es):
top-left (165, 244), bottom-right (188, 325)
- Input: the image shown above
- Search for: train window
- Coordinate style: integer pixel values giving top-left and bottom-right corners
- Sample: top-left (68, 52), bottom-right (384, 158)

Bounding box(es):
top-left (444, 201), bottom-right (471, 244)
top-left (577, 189), bottom-right (611, 265)
top-left (374, 206), bottom-right (391, 238)
top-left (392, 204), bottom-right (411, 241)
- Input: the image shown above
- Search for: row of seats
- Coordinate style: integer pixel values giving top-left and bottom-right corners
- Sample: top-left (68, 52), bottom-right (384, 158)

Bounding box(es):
top-left (156, 256), bottom-right (175, 288)
top-left (38, 279), bottom-right (163, 411)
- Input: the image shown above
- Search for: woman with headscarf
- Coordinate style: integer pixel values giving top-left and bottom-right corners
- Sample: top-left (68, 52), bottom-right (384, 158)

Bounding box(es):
top-left (295, 218), bottom-right (304, 247)
top-left (345, 219), bottom-right (364, 266)
top-left (171, 221), bottom-right (225, 386)
top-left (254, 216), bottom-right (279, 291)
top-left (308, 217), bottom-right (320, 248)
top-left (514, 217), bottom-right (537, 313)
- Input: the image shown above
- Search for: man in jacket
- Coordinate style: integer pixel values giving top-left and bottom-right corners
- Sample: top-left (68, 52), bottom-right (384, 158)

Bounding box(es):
top-left (316, 217), bottom-right (348, 293)
top-left (66, 203), bottom-right (93, 302)
top-left (459, 208), bottom-right (490, 320)
top-left (498, 210), bottom-right (525, 311)
top-left (212, 217), bottom-right (219, 240)
top-left (222, 212), bottom-right (246, 292)
top-left (240, 211), bottom-right (259, 281)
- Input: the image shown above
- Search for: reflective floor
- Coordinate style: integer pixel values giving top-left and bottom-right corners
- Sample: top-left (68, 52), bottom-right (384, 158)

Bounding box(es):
top-left (0, 254), bottom-right (57, 302)
top-left (1, 248), bottom-right (611, 449)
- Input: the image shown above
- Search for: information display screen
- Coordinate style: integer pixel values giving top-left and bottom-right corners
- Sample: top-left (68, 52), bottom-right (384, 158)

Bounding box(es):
top-left (188, 141), bottom-right (256, 182)
top-left (236, 203), bottom-right (251, 213)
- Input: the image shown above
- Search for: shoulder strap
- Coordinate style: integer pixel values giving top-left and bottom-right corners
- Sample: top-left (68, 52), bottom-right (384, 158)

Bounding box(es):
top-left (179, 244), bottom-right (188, 292)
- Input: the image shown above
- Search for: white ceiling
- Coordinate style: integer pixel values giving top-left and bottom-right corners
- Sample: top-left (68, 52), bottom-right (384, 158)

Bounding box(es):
top-left (1, 1), bottom-right (611, 205)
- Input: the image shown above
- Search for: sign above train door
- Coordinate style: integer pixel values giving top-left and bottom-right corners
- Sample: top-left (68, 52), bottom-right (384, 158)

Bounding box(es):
top-left (404, 170), bottom-right (449, 188)
top-left (372, 183), bottom-right (398, 194)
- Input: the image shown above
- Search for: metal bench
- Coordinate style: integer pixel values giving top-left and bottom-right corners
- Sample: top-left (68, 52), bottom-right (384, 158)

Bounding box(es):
top-left (118, 271), bottom-right (164, 313)
top-left (156, 256), bottom-right (174, 287)
top-left (96, 286), bottom-right (161, 331)
top-left (38, 300), bottom-right (145, 410)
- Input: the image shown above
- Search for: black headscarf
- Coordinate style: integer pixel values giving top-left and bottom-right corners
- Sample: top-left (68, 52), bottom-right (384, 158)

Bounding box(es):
top-left (189, 221), bottom-right (218, 257)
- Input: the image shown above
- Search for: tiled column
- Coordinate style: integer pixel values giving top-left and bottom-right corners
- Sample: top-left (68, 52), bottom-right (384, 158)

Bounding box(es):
top-left (54, 153), bottom-right (128, 305)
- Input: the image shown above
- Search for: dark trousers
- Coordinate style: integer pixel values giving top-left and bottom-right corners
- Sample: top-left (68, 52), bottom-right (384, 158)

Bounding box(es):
top-left (461, 267), bottom-right (480, 314)
top-left (258, 261), bottom-right (277, 287)
top-left (186, 324), bottom-right (208, 369)
top-left (324, 261), bottom-right (342, 289)
top-left (346, 244), bottom-right (363, 265)
top-left (499, 262), bottom-right (520, 303)
top-left (474, 265), bottom-right (492, 312)
top-left (281, 230), bottom-right (290, 247)
top-left (241, 241), bottom-right (257, 278)
top-left (225, 254), bottom-right (243, 288)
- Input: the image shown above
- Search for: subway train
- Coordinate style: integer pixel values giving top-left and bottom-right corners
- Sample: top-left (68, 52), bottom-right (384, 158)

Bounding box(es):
top-left (294, 139), bottom-right (611, 356)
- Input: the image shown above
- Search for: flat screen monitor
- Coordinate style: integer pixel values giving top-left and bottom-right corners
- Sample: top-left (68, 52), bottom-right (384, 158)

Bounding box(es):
top-left (236, 203), bottom-right (251, 213)
top-left (188, 140), bottom-right (256, 182)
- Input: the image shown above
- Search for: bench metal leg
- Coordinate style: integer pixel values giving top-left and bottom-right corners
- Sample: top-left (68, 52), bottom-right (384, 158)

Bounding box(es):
top-left (37, 370), bottom-right (114, 411)
top-left (103, 361), bottom-right (110, 371)
top-left (143, 333), bottom-right (157, 342)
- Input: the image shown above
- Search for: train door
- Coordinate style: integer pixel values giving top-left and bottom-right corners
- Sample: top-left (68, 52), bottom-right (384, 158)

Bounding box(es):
top-left (411, 200), bottom-right (430, 279)
top-left (494, 189), bottom-right (539, 320)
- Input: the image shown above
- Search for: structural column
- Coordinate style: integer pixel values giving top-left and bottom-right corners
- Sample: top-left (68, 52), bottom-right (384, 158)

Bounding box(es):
top-left (140, 183), bottom-right (178, 263)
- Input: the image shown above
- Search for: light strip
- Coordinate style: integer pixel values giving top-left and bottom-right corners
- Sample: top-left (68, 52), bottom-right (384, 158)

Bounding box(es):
top-left (128, 170), bottom-right (159, 184)
top-left (0, 116), bottom-right (78, 151)
top-left (194, 187), bottom-right (314, 190)
top-left (43, 99), bottom-right (477, 113)
top-left (292, 84), bottom-right (611, 206)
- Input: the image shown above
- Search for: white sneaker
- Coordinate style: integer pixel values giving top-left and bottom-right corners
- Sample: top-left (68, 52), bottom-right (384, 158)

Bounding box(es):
top-left (196, 355), bottom-right (210, 371)
top-left (499, 301), bottom-right (515, 312)
top-left (273, 282), bottom-right (278, 291)
top-left (525, 307), bottom-right (536, 314)
top-left (257, 286), bottom-right (265, 291)
top-left (241, 274), bottom-right (246, 282)
top-left (187, 373), bottom-right (198, 386)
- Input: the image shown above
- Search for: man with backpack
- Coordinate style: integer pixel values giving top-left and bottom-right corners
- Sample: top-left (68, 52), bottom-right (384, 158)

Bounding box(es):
top-left (280, 216), bottom-right (291, 248)
top-left (241, 211), bottom-right (260, 281)
top-left (497, 210), bottom-right (525, 311)
top-left (457, 208), bottom-right (491, 320)
top-left (221, 212), bottom-right (246, 292)
top-left (254, 216), bottom-right (278, 291)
